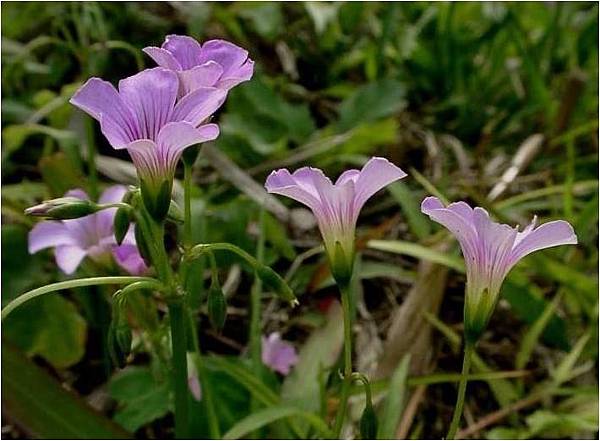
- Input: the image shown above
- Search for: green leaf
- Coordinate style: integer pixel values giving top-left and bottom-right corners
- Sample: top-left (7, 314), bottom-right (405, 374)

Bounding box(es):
top-left (2, 343), bottom-right (131, 439)
top-left (4, 293), bottom-right (87, 369)
top-left (337, 78), bottom-right (406, 131)
top-left (516, 292), bottom-right (563, 370)
top-left (378, 354), bottom-right (411, 439)
top-left (387, 182), bottom-right (431, 239)
top-left (108, 366), bottom-right (172, 432)
top-left (1, 224), bottom-right (47, 306)
top-left (223, 406), bottom-right (331, 440)
top-left (367, 239), bottom-right (465, 272)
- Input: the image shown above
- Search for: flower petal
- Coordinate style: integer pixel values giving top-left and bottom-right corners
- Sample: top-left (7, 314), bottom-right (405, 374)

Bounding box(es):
top-left (118, 68), bottom-right (179, 140)
top-left (162, 34), bottom-right (203, 69)
top-left (172, 86), bottom-right (226, 126)
top-left (65, 188), bottom-right (90, 200)
top-left (178, 61), bottom-right (224, 95)
top-left (510, 220), bottom-right (577, 263)
top-left (142, 46), bottom-right (182, 70)
top-left (421, 196), bottom-right (479, 260)
top-left (353, 157), bottom-right (407, 209)
top-left (112, 243), bottom-right (148, 275)
top-left (70, 78), bottom-right (137, 149)
top-left (199, 40), bottom-right (254, 88)
top-left (55, 245), bottom-right (87, 274)
top-left (265, 168), bottom-right (322, 212)
top-left (28, 221), bottom-right (76, 253)
top-left (99, 185), bottom-right (127, 205)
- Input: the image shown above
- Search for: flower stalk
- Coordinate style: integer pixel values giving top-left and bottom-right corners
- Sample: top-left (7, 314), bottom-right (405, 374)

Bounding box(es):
top-left (446, 342), bottom-right (475, 440)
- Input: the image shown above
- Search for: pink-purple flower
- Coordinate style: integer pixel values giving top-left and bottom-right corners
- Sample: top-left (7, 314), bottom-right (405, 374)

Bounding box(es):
top-left (70, 67), bottom-right (226, 218)
top-left (261, 332), bottom-right (298, 375)
top-left (28, 186), bottom-right (148, 276)
top-left (144, 35), bottom-right (254, 96)
top-left (421, 196), bottom-right (577, 342)
top-left (265, 157), bottom-right (406, 284)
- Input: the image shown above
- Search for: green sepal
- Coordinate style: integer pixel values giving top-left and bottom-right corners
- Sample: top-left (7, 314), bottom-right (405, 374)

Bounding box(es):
top-left (134, 223), bottom-right (152, 266)
top-left (359, 401), bottom-right (378, 440)
top-left (167, 200), bottom-right (184, 224)
top-left (330, 241), bottom-right (354, 287)
top-left (113, 207), bottom-right (131, 245)
top-left (256, 265), bottom-right (297, 305)
top-left (140, 179), bottom-right (172, 221)
top-left (207, 285), bottom-right (227, 332)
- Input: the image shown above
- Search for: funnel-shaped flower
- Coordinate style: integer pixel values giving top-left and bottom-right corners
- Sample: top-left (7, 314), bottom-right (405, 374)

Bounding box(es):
top-left (261, 332), bottom-right (298, 375)
top-left (266, 157), bottom-right (406, 284)
top-left (70, 67), bottom-right (226, 219)
top-left (421, 197), bottom-right (577, 342)
top-left (144, 35), bottom-right (254, 96)
top-left (28, 186), bottom-right (148, 276)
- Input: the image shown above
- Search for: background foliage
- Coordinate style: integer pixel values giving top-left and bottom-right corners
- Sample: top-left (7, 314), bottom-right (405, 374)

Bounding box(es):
top-left (1, 2), bottom-right (598, 439)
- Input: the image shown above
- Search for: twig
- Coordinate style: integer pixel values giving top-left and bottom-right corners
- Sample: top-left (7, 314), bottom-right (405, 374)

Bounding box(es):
top-left (395, 384), bottom-right (427, 439)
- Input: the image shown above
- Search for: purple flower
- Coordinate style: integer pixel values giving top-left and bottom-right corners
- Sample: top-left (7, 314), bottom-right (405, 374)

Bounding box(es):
top-left (265, 157), bottom-right (406, 283)
top-left (70, 67), bottom-right (226, 218)
top-left (28, 186), bottom-right (148, 276)
top-left (144, 35), bottom-right (254, 96)
top-left (261, 332), bottom-right (298, 375)
top-left (421, 196), bottom-right (577, 342)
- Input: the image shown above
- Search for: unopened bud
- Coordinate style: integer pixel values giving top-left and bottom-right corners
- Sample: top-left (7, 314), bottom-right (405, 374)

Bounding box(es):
top-left (25, 197), bottom-right (98, 219)
top-left (134, 224), bottom-right (152, 266)
top-left (256, 265), bottom-right (297, 305)
top-left (114, 207), bottom-right (132, 245)
top-left (207, 286), bottom-right (227, 332)
top-left (359, 400), bottom-right (378, 440)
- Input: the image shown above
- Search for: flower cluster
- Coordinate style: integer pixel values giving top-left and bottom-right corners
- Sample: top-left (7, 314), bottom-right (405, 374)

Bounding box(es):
top-left (70, 35), bottom-right (253, 220)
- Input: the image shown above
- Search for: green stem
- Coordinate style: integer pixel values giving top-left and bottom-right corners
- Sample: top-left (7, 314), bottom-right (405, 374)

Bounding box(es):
top-left (250, 208), bottom-right (266, 370)
top-left (446, 342), bottom-right (475, 440)
top-left (333, 282), bottom-right (353, 438)
top-left (187, 313), bottom-right (220, 439)
top-left (1, 276), bottom-right (158, 320)
top-left (183, 162), bottom-right (193, 248)
top-left (169, 300), bottom-right (189, 439)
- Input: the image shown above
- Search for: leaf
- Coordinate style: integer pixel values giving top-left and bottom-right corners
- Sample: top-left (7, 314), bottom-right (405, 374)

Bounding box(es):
top-left (4, 292), bottom-right (87, 369)
top-left (516, 292), bottom-right (563, 370)
top-left (367, 239), bottom-right (465, 272)
top-left (387, 182), bottom-right (431, 240)
top-left (551, 333), bottom-right (590, 385)
top-left (39, 151), bottom-right (85, 197)
top-left (2, 343), bottom-right (131, 439)
top-left (502, 277), bottom-right (569, 351)
top-left (281, 301), bottom-right (344, 419)
top-left (1, 123), bottom-right (77, 162)
top-left (223, 406), bottom-right (331, 440)
top-left (378, 354), bottom-right (411, 439)
top-left (264, 211), bottom-right (296, 261)
top-left (108, 366), bottom-right (172, 432)
top-left (238, 3), bottom-right (283, 42)
top-left (1, 224), bottom-right (47, 305)
top-left (337, 78), bottom-right (407, 131)
top-left (305, 2), bottom-right (340, 34)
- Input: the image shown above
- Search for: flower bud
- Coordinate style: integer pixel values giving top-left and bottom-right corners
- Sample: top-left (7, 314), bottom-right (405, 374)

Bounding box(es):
top-left (207, 285), bottom-right (227, 332)
top-left (25, 197), bottom-right (98, 220)
top-left (134, 223), bottom-right (152, 266)
top-left (140, 179), bottom-right (172, 221)
top-left (256, 265), bottom-right (297, 306)
top-left (359, 400), bottom-right (378, 440)
top-left (114, 207), bottom-right (132, 245)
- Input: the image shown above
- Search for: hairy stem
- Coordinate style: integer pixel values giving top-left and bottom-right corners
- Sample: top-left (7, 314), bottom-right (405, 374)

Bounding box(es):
top-left (446, 342), bottom-right (475, 440)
